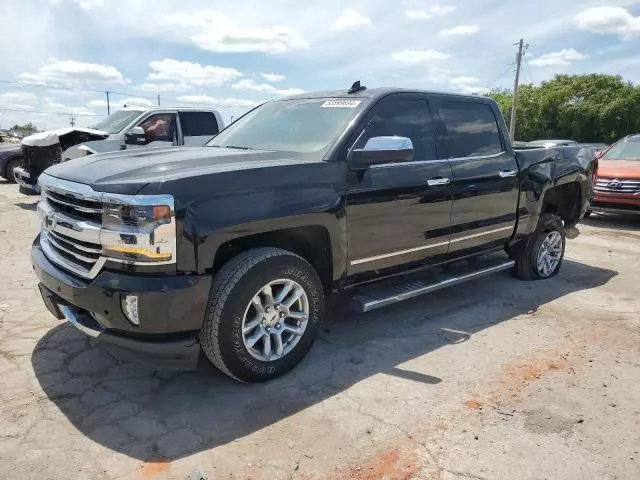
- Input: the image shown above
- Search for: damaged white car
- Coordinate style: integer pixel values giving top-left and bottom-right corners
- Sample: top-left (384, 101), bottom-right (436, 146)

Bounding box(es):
top-left (14, 107), bottom-right (224, 194)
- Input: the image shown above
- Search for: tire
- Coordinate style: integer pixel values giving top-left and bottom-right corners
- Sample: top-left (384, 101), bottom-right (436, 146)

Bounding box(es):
top-left (583, 210), bottom-right (592, 218)
top-left (3, 157), bottom-right (22, 183)
top-left (200, 247), bottom-right (324, 382)
top-left (512, 213), bottom-right (566, 281)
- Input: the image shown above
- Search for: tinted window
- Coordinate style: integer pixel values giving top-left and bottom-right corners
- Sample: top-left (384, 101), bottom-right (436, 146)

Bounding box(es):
top-left (358, 99), bottom-right (436, 160)
top-left (180, 112), bottom-right (220, 137)
top-left (440, 101), bottom-right (503, 158)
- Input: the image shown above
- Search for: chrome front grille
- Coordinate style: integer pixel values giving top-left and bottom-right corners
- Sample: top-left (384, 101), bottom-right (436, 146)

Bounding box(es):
top-left (42, 189), bottom-right (102, 221)
top-left (594, 178), bottom-right (640, 194)
top-left (37, 175), bottom-right (105, 279)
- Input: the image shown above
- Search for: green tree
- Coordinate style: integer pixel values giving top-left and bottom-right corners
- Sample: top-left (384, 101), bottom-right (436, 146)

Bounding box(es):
top-left (10, 122), bottom-right (38, 134)
top-left (488, 74), bottom-right (640, 143)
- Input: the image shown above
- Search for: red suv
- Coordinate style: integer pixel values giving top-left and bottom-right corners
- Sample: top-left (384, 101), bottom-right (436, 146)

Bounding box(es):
top-left (589, 134), bottom-right (640, 215)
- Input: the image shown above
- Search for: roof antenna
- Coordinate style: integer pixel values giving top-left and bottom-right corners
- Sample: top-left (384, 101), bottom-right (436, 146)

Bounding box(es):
top-left (348, 81), bottom-right (367, 94)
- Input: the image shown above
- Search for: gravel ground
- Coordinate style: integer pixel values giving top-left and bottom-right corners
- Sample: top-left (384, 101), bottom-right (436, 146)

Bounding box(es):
top-left (0, 180), bottom-right (639, 480)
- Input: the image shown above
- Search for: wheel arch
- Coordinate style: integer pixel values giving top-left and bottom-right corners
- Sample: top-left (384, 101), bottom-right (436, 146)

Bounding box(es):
top-left (210, 224), bottom-right (337, 293)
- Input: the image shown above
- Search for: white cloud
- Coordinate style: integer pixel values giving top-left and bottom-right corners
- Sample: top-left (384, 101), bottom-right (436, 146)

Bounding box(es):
top-left (110, 97), bottom-right (154, 108)
top-left (232, 79), bottom-right (277, 93)
top-left (529, 48), bottom-right (588, 67)
top-left (164, 10), bottom-right (309, 53)
top-left (330, 9), bottom-right (372, 32)
top-left (19, 58), bottom-right (126, 86)
top-left (439, 25), bottom-right (480, 36)
top-left (147, 58), bottom-right (242, 87)
top-left (0, 92), bottom-right (39, 109)
top-left (72, 0), bottom-right (104, 10)
top-left (87, 99), bottom-right (108, 109)
top-left (261, 73), bottom-right (286, 82)
top-left (450, 76), bottom-right (481, 85)
top-left (430, 5), bottom-right (456, 15)
top-left (135, 82), bottom-right (187, 93)
top-left (390, 49), bottom-right (450, 66)
top-left (273, 88), bottom-right (306, 96)
top-left (231, 79), bottom-right (305, 96)
top-left (457, 85), bottom-right (489, 95)
top-left (405, 4), bottom-right (456, 19)
top-left (575, 6), bottom-right (640, 39)
top-left (176, 95), bottom-right (261, 108)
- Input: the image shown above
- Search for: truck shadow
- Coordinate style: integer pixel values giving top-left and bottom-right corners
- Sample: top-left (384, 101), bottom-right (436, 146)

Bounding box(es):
top-left (31, 259), bottom-right (616, 461)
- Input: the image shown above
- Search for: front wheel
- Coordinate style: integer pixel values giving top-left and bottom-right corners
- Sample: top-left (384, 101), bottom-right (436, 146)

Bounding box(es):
top-left (3, 158), bottom-right (22, 183)
top-left (200, 247), bottom-right (324, 382)
top-left (512, 213), bottom-right (566, 280)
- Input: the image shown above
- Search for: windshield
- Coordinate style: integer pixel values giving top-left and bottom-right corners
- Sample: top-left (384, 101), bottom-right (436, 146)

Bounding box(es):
top-left (91, 110), bottom-right (143, 134)
top-left (207, 99), bottom-right (363, 153)
top-left (602, 136), bottom-right (640, 160)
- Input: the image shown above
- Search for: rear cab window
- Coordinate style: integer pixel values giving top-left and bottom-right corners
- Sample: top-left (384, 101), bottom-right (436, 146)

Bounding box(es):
top-left (179, 112), bottom-right (221, 146)
top-left (439, 101), bottom-right (504, 158)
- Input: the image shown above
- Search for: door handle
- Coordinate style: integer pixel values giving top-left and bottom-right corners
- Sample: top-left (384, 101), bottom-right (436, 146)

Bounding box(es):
top-left (499, 170), bottom-right (518, 178)
top-left (427, 177), bottom-right (451, 186)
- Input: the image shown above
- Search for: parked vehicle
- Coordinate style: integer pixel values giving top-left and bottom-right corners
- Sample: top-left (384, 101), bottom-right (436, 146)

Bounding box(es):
top-left (0, 143), bottom-right (23, 183)
top-left (31, 84), bottom-right (595, 382)
top-left (526, 139), bottom-right (579, 148)
top-left (14, 107), bottom-right (224, 194)
top-left (588, 134), bottom-right (640, 216)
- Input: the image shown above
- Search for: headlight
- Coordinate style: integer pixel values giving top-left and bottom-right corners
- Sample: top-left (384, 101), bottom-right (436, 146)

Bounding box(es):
top-left (100, 194), bottom-right (176, 264)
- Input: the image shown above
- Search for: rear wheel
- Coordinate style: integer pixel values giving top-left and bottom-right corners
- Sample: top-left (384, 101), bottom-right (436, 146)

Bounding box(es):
top-left (200, 247), bottom-right (324, 382)
top-left (512, 213), bottom-right (566, 280)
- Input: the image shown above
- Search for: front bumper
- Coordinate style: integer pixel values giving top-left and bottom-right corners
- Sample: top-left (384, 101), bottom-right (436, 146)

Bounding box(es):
top-left (590, 194), bottom-right (640, 215)
top-left (14, 166), bottom-right (40, 193)
top-left (32, 239), bottom-right (212, 368)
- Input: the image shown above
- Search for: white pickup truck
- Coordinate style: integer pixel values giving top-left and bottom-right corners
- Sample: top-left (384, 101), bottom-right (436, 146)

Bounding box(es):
top-left (14, 106), bottom-right (225, 194)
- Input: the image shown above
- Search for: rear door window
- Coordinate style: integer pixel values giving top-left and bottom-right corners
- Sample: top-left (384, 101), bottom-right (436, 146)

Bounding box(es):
top-left (439, 101), bottom-right (503, 158)
top-left (179, 112), bottom-right (220, 146)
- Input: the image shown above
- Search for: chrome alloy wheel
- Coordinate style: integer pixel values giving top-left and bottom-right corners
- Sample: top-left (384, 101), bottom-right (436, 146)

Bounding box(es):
top-left (536, 231), bottom-right (563, 277)
top-left (241, 279), bottom-right (310, 362)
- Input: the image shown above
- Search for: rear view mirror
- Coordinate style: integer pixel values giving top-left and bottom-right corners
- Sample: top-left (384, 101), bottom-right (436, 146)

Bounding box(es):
top-left (125, 126), bottom-right (146, 145)
top-left (349, 136), bottom-right (414, 170)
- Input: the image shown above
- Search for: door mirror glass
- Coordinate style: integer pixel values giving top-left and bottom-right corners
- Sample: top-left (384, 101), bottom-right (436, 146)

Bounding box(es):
top-left (125, 126), bottom-right (146, 145)
top-left (349, 136), bottom-right (414, 169)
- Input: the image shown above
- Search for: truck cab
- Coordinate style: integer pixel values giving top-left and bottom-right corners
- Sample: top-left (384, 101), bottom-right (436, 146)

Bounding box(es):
top-left (14, 107), bottom-right (224, 194)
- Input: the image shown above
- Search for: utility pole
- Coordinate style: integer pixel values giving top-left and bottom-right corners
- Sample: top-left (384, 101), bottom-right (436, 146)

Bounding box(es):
top-left (509, 39), bottom-right (527, 141)
top-left (157, 94), bottom-right (161, 106)
top-left (69, 115), bottom-right (76, 127)
top-left (105, 90), bottom-right (111, 115)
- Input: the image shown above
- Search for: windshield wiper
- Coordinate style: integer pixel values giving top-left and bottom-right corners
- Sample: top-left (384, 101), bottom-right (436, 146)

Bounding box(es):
top-left (223, 145), bottom-right (252, 150)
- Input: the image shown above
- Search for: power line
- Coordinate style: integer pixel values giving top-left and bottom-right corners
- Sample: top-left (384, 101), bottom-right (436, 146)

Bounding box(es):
top-left (487, 65), bottom-right (515, 89)
top-left (0, 107), bottom-right (104, 117)
top-left (0, 79), bottom-right (157, 100)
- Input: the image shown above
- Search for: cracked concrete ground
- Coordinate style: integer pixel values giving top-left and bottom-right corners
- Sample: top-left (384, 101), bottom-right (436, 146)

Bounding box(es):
top-left (1, 180), bottom-right (639, 480)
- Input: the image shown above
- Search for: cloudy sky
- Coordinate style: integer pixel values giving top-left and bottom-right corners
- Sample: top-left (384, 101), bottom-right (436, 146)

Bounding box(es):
top-left (1, 0), bottom-right (639, 130)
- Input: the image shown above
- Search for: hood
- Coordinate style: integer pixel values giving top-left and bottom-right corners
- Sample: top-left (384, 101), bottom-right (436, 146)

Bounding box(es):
top-left (597, 159), bottom-right (640, 179)
top-left (22, 127), bottom-right (109, 148)
top-left (44, 146), bottom-right (312, 194)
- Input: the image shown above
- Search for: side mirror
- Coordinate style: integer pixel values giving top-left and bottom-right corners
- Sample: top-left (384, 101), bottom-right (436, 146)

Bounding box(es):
top-left (595, 150), bottom-right (603, 159)
top-left (349, 136), bottom-right (414, 170)
top-left (125, 126), bottom-right (146, 145)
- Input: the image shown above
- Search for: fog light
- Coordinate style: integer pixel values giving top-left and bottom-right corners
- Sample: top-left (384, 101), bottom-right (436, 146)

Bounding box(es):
top-left (121, 295), bottom-right (139, 326)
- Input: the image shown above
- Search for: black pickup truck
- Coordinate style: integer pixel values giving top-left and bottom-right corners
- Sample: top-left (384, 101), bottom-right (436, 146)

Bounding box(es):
top-left (31, 84), bottom-right (596, 382)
